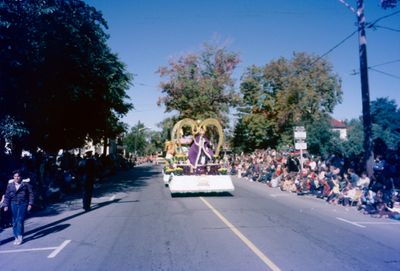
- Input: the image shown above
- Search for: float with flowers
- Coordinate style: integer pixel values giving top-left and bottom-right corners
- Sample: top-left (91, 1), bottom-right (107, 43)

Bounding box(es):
top-left (162, 118), bottom-right (234, 194)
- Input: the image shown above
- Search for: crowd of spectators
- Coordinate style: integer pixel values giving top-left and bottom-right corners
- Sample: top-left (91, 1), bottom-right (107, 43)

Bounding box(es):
top-left (225, 148), bottom-right (400, 220)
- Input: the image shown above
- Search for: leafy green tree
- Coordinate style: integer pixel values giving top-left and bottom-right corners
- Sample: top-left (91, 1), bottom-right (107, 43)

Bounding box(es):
top-left (157, 117), bottom-right (179, 142)
top-left (157, 43), bottom-right (240, 124)
top-left (370, 97), bottom-right (400, 149)
top-left (380, 0), bottom-right (400, 9)
top-left (0, 115), bottom-right (29, 156)
top-left (0, 0), bottom-right (132, 152)
top-left (231, 118), bottom-right (250, 153)
top-left (306, 117), bottom-right (337, 157)
top-left (235, 65), bottom-right (278, 150)
top-left (123, 122), bottom-right (150, 156)
top-left (234, 52), bottom-right (342, 152)
top-left (341, 119), bottom-right (364, 159)
top-left (143, 130), bottom-right (164, 156)
top-left (331, 97), bottom-right (400, 160)
top-left (0, 115), bottom-right (29, 142)
top-left (371, 98), bottom-right (399, 130)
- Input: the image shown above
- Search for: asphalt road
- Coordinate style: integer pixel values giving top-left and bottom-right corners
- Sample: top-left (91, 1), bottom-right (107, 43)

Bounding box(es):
top-left (1, 164), bottom-right (399, 271)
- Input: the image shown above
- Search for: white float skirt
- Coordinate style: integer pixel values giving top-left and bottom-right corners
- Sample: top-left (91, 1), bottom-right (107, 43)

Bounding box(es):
top-left (167, 175), bottom-right (235, 194)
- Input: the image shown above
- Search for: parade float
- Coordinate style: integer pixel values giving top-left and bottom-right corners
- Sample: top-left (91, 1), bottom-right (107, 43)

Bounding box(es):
top-left (162, 118), bottom-right (234, 194)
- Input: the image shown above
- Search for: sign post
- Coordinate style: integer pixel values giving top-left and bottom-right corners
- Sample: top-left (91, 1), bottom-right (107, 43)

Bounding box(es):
top-left (294, 126), bottom-right (307, 173)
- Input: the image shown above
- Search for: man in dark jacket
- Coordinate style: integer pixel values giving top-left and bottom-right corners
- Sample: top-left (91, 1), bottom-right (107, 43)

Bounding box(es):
top-left (3, 170), bottom-right (34, 245)
top-left (81, 151), bottom-right (96, 212)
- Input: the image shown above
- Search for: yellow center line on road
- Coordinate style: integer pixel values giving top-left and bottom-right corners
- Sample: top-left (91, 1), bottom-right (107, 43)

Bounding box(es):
top-left (199, 197), bottom-right (282, 271)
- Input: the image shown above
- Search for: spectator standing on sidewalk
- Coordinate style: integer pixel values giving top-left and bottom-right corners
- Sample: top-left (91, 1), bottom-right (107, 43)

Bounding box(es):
top-left (3, 170), bottom-right (34, 245)
top-left (81, 151), bottom-right (96, 212)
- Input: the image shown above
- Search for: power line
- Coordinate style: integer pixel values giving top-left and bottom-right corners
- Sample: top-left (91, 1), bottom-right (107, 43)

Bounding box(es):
top-left (309, 29), bottom-right (358, 67)
top-left (351, 59), bottom-right (400, 75)
top-left (367, 10), bottom-right (400, 28)
top-left (319, 29), bottom-right (358, 59)
top-left (369, 67), bottom-right (400, 80)
top-left (373, 24), bottom-right (400, 32)
top-left (370, 59), bottom-right (400, 68)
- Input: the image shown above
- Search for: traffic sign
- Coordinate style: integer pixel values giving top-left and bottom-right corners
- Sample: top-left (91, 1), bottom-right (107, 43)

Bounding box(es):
top-left (294, 126), bottom-right (306, 140)
top-left (295, 142), bottom-right (307, 150)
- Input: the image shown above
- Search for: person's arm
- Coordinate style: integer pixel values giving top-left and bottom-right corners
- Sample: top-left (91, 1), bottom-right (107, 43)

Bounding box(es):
top-left (27, 183), bottom-right (34, 211)
top-left (3, 184), bottom-right (11, 211)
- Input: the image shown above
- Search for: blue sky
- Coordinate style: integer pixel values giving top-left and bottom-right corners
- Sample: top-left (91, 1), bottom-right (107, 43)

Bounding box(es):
top-left (85, 0), bottom-right (399, 131)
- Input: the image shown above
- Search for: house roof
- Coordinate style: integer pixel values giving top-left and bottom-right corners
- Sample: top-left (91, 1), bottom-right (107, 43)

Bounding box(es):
top-left (330, 118), bottom-right (347, 128)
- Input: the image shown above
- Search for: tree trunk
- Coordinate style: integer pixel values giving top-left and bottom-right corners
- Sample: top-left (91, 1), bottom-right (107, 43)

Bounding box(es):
top-left (103, 137), bottom-right (108, 155)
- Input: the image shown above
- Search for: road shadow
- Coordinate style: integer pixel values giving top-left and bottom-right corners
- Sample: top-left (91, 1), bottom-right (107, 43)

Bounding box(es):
top-left (92, 164), bottom-right (160, 198)
top-left (30, 164), bottom-right (160, 218)
top-left (23, 224), bottom-right (71, 243)
top-left (1, 198), bottom-right (120, 246)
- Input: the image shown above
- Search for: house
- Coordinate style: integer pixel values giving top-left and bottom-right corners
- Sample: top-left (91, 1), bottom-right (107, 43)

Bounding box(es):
top-left (330, 118), bottom-right (347, 140)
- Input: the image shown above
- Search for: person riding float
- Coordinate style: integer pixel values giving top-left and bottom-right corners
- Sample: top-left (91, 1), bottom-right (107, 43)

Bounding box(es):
top-left (188, 126), bottom-right (214, 168)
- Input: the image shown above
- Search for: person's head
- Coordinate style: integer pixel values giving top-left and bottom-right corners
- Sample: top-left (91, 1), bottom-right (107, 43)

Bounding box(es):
top-left (12, 170), bottom-right (22, 184)
top-left (199, 127), bottom-right (206, 136)
top-left (361, 172), bottom-right (368, 178)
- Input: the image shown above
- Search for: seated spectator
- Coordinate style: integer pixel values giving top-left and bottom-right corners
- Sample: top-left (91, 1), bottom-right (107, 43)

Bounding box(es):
top-left (387, 194), bottom-right (400, 220)
top-left (347, 168), bottom-right (360, 188)
top-left (357, 172), bottom-right (370, 190)
top-left (362, 189), bottom-right (385, 215)
top-left (317, 178), bottom-right (331, 199)
top-left (280, 176), bottom-right (296, 192)
top-left (327, 177), bottom-right (340, 204)
top-left (297, 176), bottom-right (313, 195)
top-left (308, 159), bottom-right (317, 171)
top-left (339, 185), bottom-right (361, 206)
top-left (330, 165), bottom-right (340, 177)
top-left (269, 174), bottom-right (282, 188)
top-left (374, 202), bottom-right (391, 218)
top-left (359, 189), bottom-right (376, 211)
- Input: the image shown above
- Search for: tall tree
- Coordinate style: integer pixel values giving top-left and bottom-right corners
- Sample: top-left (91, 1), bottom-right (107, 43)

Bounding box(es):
top-left (123, 122), bottom-right (149, 156)
top-left (339, 119), bottom-right (364, 160)
top-left (157, 116), bottom-right (179, 142)
top-left (306, 118), bottom-right (337, 158)
top-left (145, 130), bottom-right (164, 156)
top-left (234, 52), bottom-right (342, 152)
top-left (157, 43), bottom-right (240, 124)
top-left (370, 97), bottom-right (400, 149)
top-left (0, 0), bottom-right (132, 152)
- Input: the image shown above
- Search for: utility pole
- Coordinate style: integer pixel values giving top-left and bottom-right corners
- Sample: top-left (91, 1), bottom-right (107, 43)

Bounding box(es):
top-left (339, 0), bottom-right (374, 177)
top-left (356, 0), bottom-right (374, 177)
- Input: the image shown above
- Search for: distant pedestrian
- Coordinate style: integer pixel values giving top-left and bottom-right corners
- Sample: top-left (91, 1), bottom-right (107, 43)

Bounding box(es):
top-left (3, 170), bottom-right (34, 245)
top-left (81, 151), bottom-right (96, 212)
